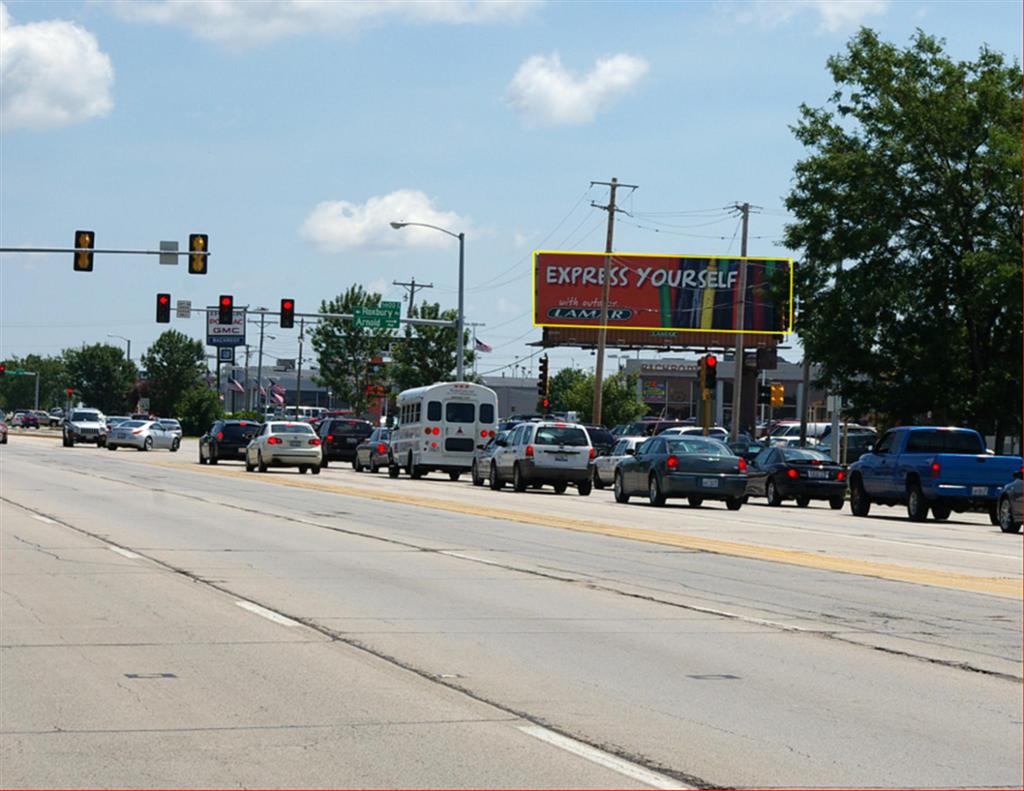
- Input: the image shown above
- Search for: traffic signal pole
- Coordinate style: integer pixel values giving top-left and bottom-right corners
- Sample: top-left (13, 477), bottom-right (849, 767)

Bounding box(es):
top-left (730, 203), bottom-right (750, 441)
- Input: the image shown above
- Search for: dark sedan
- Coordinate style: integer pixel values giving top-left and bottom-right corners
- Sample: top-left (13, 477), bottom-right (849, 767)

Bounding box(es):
top-left (319, 418), bottom-right (374, 466)
top-left (583, 425), bottom-right (616, 457)
top-left (613, 435), bottom-right (747, 509)
top-left (199, 419), bottom-right (261, 464)
top-left (354, 428), bottom-right (391, 473)
top-left (745, 446), bottom-right (846, 509)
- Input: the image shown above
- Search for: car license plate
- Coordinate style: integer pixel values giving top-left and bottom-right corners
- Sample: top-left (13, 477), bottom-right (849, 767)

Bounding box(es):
top-left (808, 471), bottom-right (827, 479)
top-left (701, 478), bottom-right (719, 488)
top-left (554, 455), bottom-right (568, 462)
top-left (971, 486), bottom-right (988, 496)
top-left (289, 440), bottom-right (302, 447)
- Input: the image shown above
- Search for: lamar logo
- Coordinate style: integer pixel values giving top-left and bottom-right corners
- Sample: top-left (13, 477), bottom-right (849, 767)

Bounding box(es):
top-left (547, 308), bottom-right (633, 321)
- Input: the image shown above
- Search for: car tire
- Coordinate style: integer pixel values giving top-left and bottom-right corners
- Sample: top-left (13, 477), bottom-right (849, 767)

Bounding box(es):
top-left (209, 455), bottom-right (218, 465)
top-left (321, 458), bottom-right (329, 469)
top-left (471, 461), bottom-right (484, 486)
top-left (489, 462), bottom-right (504, 490)
top-left (448, 471), bottom-right (461, 482)
top-left (998, 496), bottom-right (1021, 533)
top-left (513, 464), bottom-right (528, 492)
top-left (796, 496), bottom-right (810, 508)
top-left (311, 464), bottom-right (320, 475)
top-left (553, 481), bottom-right (568, 494)
top-left (143, 437), bottom-right (153, 452)
top-left (687, 496), bottom-right (703, 508)
top-left (988, 504), bottom-right (1000, 526)
top-left (258, 452), bottom-right (268, 473)
top-left (829, 496), bottom-right (844, 510)
top-left (353, 457), bottom-right (362, 472)
top-left (648, 474), bottom-right (666, 507)
top-left (171, 438), bottom-right (180, 453)
top-left (766, 478), bottom-right (783, 507)
top-left (198, 450), bottom-right (206, 464)
top-left (298, 465), bottom-right (307, 475)
top-left (388, 464), bottom-right (400, 479)
top-left (725, 496), bottom-right (743, 511)
top-left (593, 472), bottom-right (605, 489)
top-left (108, 444), bottom-right (118, 451)
top-left (370, 461), bottom-right (379, 474)
top-left (577, 479), bottom-right (592, 496)
top-left (906, 482), bottom-right (929, 522)
top-left (614, 471), bottom-right (630, 504)
top-left (931, 502), bottom-right (951, 521)
top-left (850, 476), bottom-right (871, 517)
top-left (245, 456), bottom-right (255, 473)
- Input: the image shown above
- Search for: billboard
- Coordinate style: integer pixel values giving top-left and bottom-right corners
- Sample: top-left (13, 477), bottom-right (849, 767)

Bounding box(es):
top-left (534, 251), bottom-right (793, 335)
top-left (207, 308), bottom-right (246, 347)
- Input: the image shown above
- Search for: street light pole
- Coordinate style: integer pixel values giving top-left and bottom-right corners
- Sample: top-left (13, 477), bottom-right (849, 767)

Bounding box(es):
top-left (107, 334), bottom-right (131, 362)
top-left (390, 221), bottom-right (466, 381)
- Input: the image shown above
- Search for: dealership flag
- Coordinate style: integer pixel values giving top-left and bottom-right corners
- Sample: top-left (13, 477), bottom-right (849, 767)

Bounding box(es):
top-left (228, 378), bottom-right (245, 393)
top-left (474, 338), bottom-right (493, 353)
top-left (269, 379), bottom-right (286, 397)
top-left (272, 391), bottom-right (285, 405)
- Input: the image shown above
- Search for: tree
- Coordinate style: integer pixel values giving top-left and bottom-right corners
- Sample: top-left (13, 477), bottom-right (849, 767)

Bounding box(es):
top-left (310, 285), bottom-right (394, 415)
top-left (550, 368), bottom-right (647, 427)
top-left (63, 344), bottom-right (137, 415)
top-left (389, 302), bottom-right (474, 392)
top-left (548, 367), bottom-right (589, 413)
top-left (784, 29), bottom-right (1022, 449)
top-left (141, 330), bottom-right (205, 416)
top-left (0, 354), bottom-right (67, 411)
top-left (176, 384), bottom-right (224, 436)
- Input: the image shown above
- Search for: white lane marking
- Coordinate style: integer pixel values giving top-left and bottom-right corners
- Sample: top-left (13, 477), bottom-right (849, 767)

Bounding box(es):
top-left (30, 515), bottom-right (56, 524)
top-left (438, 550), bottom-right (503, 567)
top-left (110, 547), bottom-right (141, 559)
top-left (518, 724), bottom-right (691, 790)
top-left (235, 600), bottom-right (301, 626)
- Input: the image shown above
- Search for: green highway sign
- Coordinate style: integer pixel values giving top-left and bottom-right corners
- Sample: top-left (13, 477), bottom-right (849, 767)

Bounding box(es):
top-left (353, 301), bottom-right (401, 330)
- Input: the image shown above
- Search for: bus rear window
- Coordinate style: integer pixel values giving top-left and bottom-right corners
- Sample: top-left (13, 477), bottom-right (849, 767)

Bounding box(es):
top-left (480, 403), bottom-right (495, 424)
top-left (427, 401), bottom-right (442, 421)
top-left (446, 402), bottom-right (474, 423)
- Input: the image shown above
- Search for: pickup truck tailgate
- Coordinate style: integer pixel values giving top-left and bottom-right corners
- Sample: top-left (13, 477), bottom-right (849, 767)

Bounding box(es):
top-left (932, 454), bottom-right (1021, 492)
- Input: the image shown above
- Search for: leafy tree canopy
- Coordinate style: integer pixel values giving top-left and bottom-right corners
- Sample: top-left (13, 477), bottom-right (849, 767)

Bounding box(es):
top-left (550, 368), bottom-right (647, 427)
top-left (141, 330), bottom-right (205, 417)
top-left (784, 28), bottom-right (1021, 446)
top-left (0, 354), bottom-right (68, 411)
top-left (63, 344), bottom-right (137, 415)
top-left (389, 302), bottom-right (474, 392)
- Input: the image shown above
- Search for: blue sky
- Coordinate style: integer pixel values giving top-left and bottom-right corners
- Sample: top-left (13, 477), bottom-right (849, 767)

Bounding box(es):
top-left (2, 0), bottom-right (1020, 379)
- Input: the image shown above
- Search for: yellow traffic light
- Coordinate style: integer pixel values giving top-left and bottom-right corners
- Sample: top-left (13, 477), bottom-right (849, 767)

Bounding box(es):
top-left (189, 233), bottom-right (208, 274)
top-left (770, 383), bottom-right (785, 407)
top-left (74, 230), bottom-right (94, 271)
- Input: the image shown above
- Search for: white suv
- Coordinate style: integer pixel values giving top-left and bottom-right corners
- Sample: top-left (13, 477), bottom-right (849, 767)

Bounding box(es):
top-left (489, 421), bottom-right (594, 495)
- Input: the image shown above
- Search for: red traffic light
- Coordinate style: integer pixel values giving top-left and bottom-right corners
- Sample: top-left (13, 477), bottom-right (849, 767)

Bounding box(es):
top-left (220, 296), bottom-right (231, 307)
top-left (158, 295), bottom-right (169, 305)
top-left (706, 354), bottom-right (717, 368)
top-left (66, 387), bottom-right (74, 396)
top-left (156, 293), bottom-right (172, 323)
top-left (0, 363), bottom-right (6, 375)
top-left (282, 300), bottom-right (294, 310)
top-left (218, 294), bottom-right (234, 325)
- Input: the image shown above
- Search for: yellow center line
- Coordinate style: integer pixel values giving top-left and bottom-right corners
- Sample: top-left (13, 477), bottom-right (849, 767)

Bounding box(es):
top-left (145, 459), bottom-right (1023, 598)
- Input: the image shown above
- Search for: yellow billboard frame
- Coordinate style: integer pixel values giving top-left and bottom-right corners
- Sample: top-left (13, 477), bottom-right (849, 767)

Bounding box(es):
top-left (532, 250), bottom-right (794, 335)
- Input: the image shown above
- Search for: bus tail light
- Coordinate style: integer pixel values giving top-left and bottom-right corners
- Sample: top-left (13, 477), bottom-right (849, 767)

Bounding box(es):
top-left (424, 428), bottom-right (432, 436)
top-left (432, 427), bottom-right (440, 435)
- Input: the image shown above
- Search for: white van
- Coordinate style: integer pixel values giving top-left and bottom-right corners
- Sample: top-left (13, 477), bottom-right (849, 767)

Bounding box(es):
top-left (389, 382), bottom-right (498, 481)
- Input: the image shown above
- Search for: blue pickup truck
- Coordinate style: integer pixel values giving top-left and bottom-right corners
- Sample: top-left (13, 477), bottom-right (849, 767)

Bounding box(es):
top-left (848, 427), bottom-right (1022, 523)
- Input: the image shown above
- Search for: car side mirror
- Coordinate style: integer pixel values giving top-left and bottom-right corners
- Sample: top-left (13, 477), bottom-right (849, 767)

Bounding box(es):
top-left (1014, 469), bottom-right (1022, 480)
top-left (625, 448), bottom-right (636, 456)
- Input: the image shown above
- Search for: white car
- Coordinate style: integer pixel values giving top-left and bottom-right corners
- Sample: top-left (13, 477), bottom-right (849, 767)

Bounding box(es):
top-left (490, 420), bottom-right (594, 495)
top-left (107, 420), bottom-right (180, 452)
top-left (245, 421), bottom-right (322, 474)
top-left (593, 436), bottom-right (646, 489)
top-left (63, 408), bottom-right (107, 447)
top-left (659, 426), bottom-right (729, 441)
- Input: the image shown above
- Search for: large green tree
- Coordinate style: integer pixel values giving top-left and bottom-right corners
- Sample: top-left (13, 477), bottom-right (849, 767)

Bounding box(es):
top-left (0, 354), bottom-right (68, 411)
top-left (63, 344), bottom-right (137, 415)
top-left (550, 368), bottom-right (647, 427)
top-left (785, 29), bottom-right (1022, 449)
top-left (389, 302), bottom-right (474, 392)
top-left (310, 285), bottom-right (395, 415)
top-left (141, 330), bottom-right (205, 416)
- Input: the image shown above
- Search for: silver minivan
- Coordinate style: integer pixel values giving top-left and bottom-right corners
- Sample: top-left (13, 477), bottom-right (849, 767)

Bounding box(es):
top-left (489, 421), bottom-right (594, 495)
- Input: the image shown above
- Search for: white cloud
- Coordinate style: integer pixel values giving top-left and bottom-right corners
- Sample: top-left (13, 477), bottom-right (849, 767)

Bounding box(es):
top-left (0, 3), bottom-right (114, 131)
top-left (504, 52), bottom-right (648, 128)
top-left (300, 189), bottom-right (469, 253)
top-left (111, 0), bottom-right (539, 46)
top-left (733, 0), bottom-right (889, 32)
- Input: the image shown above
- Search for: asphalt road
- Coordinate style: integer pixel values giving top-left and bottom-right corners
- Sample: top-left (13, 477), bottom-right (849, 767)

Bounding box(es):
top-left (2, 435), bottom-right (1021, 788)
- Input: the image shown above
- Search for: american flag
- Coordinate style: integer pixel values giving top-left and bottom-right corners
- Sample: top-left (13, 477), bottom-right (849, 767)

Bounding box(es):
top-left (228, 378), bottom-right (245, 393)
top-left (269, 379), bottom-right (286, 397)
top-left (272, 392), bottom-right (285, 405)
top-left (474, 338), bottom-right (493, 353)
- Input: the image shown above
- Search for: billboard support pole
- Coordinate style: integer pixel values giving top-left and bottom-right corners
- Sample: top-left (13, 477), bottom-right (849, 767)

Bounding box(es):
top-left (590, 177), bottom-right (637, 425)
top-left (729, 202), bottom-right (762, 440)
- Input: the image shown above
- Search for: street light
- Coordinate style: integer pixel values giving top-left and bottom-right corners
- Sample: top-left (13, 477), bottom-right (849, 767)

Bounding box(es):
top-left (390, 220), bottom-right (466, 381)
top-left (107, 334), bottom-right (131, 362)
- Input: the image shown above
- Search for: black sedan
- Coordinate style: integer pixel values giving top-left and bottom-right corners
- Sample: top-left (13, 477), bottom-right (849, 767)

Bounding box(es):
top-left (353, 428), bottom-right (391, 473)
top-left (319, 418), bottom-right (374, 466)
top-left (745, 446), bottom-right (846, 509)
top-left (613, 435), bottom-right (747, 509)
top-left (199, 419), bottom-right (261, 464)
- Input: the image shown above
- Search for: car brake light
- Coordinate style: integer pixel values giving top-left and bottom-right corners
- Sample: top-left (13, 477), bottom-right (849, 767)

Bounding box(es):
top-left (930, 462), bottom-right (940, 477)
top-left (666, 454), bottom-right (679, 469)
top-left (525, 444), bottom-right (534, 457)
top-left (738, 458), bottom-right (747, 472)
top-left (267, 436), bottom-right (282, 445)
top-left (309, 438), bottom-right (321, 446)
top-left (377, 443), bottom-right (386, 454)
top-left (786, 467), bottom-right (799, 479)
top-left (589, 447), bottom-right (596, 459)
top-left (837, 470), bottom-right (846, 481)
top-left (132, 429), bottom-right (143, 435)
top-left (216, 431), bottom-right (224, 440)
top-left (326, 434), bottom-right (334, 442)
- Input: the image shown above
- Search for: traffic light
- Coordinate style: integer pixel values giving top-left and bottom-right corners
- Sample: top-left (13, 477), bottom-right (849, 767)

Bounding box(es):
top-left (537, 355), bottom-right (550, 397)
top-left (73, 230), bottom-right (94, 272)
top-left (759, 384), bottom-right (771, 404)
top-left (0, 362), bottom-right (6, 376)
top-left (156, 293), bottom-right (171, 323)
top-left (189, 234), bottom-right (208, 275)
top-left (705, 354), bottom-right (718, 389)
top-left (771, 382), bottom-right (785, 407)
top-left (218, 294), bottom-right (234, 325)
top-left (280, 298), bottom-right (295, 329)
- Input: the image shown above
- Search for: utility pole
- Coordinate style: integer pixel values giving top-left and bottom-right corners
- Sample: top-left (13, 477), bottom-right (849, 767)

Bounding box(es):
top-left (243, 345), bottom-right (252, 410)
top-left (591, 177), bottom-right (638, 425)
top-left (393, 277), bottom-right (434, 317)
top-left (255, 312), bottom-right (266, 415)
top-left (295, 318), bottom-right (305, 413)
top-left (728, 202), bottom-right (761, 441)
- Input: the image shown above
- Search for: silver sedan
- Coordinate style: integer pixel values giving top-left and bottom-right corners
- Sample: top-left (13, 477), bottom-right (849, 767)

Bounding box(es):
top-left (107, 420), bottom-right (181, 452)
top-left (246, 421), bottom-right (322, 474)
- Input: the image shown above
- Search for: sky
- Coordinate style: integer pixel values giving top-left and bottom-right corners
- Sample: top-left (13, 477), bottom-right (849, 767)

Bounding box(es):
top-left (2, 0), bottom-right (1021, 381)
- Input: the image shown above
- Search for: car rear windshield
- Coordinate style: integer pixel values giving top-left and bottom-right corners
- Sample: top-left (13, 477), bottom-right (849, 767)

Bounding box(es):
top-left (222, 424), bottom-right (257, 439)
top-left (666, 438), bottom-right (733, 455)
top-left (446, 402), bottom-right (475, 423)
top-left (586, 427), bottom-right (615, 446)
top-left (906, 430), bottom-right (984, 454)
top-left (330, 420), bottom-right (373, 436)
top-left (782, 449), bottom-right (830, 461)
top-left (71, 411), bottom-right (101, 421)
top-left (534, 427), bottom-right (589, 447)
top-left (271, 424), bottom-right (316, 434)
top-left (120, 420), bottom-right (146, 428)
